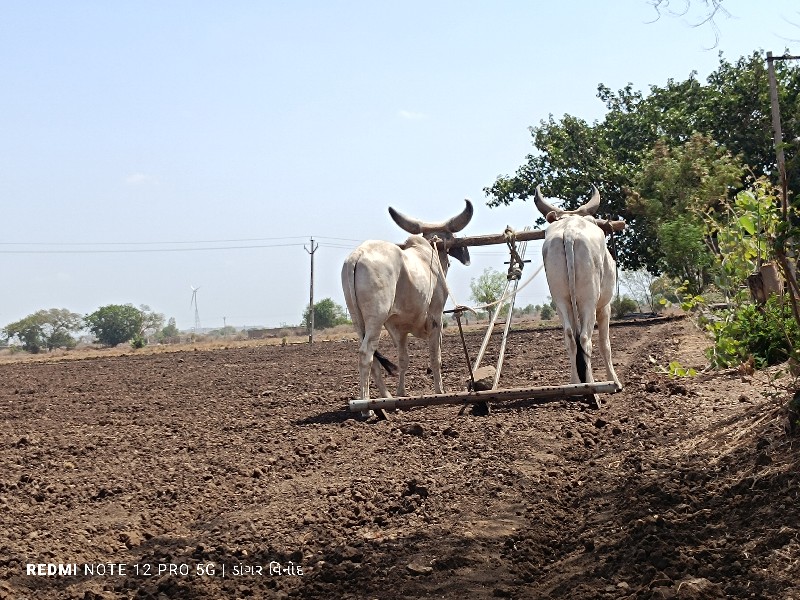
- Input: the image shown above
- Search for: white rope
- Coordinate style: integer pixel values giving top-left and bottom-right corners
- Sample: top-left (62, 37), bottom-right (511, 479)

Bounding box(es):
top-left (429, 235), bottom-right (545, 313)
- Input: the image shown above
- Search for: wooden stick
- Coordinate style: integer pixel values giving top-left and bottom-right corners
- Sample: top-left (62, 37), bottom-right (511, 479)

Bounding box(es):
top-left (348, 381), bottom-right (620, 413)
top-left (446, 229), bottom-right (545, 248)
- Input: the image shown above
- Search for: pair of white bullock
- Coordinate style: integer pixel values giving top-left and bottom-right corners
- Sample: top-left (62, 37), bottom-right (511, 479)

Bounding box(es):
top-left (341, 187), bottom-right (624, 416)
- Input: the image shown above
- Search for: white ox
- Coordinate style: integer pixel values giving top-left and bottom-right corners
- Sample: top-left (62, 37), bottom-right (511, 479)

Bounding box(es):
top-left (534, 185), bottom-right (624, 391)
top-left (341, 201), bottom-right (473, 416)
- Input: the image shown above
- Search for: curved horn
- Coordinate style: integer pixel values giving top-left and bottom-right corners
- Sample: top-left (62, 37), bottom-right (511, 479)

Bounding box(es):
top-left (575, 185), bottom-right (601, 216)
top-left (443, 199), bottom-right (473, 233)
top-left (390, 200), bottom-right (474, 234)
top-left (388, 206), bottom-right (423, 234)
top-left (534, 185), bottom-right (561, 218)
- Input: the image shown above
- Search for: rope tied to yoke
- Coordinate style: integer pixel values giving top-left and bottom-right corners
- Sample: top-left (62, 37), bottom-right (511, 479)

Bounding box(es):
top-left (504, 226), bottom-right (524, 281)
top-left (428, 228), bottom-right (545, 315)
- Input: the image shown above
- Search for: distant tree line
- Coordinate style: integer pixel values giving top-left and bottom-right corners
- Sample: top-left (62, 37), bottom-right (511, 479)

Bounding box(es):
top-left (1, 304), bottom-right (173, 353)
top-left (2, 296), bottom-right (356, 354)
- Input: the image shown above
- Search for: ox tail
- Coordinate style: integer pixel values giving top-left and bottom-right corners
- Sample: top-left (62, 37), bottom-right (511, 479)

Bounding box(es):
top-left (344, 257), bottom-right (398, 377)
top-left (343, 256), bottom-right (366, 339)
top-left (374, 351), bottom-right (398, 376)
top-left (575, 331), bottom-right (589, 384)
top-left (565, 236), bottom-right (591, 384)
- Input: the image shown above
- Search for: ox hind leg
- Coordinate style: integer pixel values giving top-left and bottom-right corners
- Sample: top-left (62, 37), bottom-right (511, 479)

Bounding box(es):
top-left (554, 302), bottom-right (582, 385)
top-left (357, 324), bottom-right (391, 418)
top-left (596, 302), bottom-right (621, 390)
top-left (576, 307), bottom-right (597, 385)
top-left (385, 329), bottom-right (410, 397)
top-left (427, 324), bottom-right (445, 394)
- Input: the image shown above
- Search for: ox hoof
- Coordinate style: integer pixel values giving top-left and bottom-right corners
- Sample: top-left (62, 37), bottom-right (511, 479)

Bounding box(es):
top-left (358, 408), bottom-right (389, 421)
top-left (585, 394), bottom-right (601, 409)
top-left (470, 401), bottom-right (490, 417)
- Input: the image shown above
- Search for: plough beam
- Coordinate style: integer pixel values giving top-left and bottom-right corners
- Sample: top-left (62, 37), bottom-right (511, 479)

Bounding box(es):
top-left (348, 381), bottom-right (620, 413)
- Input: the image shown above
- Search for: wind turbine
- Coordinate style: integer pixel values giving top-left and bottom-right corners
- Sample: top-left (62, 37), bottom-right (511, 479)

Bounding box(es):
top-left (190, 286), bottom-right (201, 335)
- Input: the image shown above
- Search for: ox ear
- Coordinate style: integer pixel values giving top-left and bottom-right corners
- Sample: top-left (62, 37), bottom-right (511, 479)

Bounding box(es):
top-left (388, 206), bottom-right (424, 234)
top-left (448, 245), bottom-right (471, 266)
top-left (575, 185), bottom-right (601, 216)
top-left (609, 219), bottom-right (626, 232)
top-left (444, 199), bottom-right (474, 233)
top-left (534, 186), bottom-right (561, 218)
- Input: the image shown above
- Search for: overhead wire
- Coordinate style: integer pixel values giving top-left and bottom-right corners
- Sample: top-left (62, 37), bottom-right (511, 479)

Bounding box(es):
top-left (0, 234), bottom-right (540, 255)
top-left (0, 234), bottom-right (367, 254)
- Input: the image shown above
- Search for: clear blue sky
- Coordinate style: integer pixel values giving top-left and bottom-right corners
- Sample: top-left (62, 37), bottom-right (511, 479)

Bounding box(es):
top-left (0, 1), bottom-right (797, 331)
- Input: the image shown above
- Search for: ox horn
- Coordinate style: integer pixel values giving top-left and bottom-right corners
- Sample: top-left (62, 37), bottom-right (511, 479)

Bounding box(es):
top-left (533, 185), bottom-right (561, 218)
top-left (443, 199), bottom-right (473, 233)
top-left (388, 206), bottom-right (424, 234)
top-left (575, 185), bottom-right (601, 216)
top-left (389, 199), bottom-right (474, 235)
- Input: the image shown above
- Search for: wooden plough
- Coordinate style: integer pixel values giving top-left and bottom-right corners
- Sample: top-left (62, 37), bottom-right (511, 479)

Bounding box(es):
top-left (347, 225), bottom-right (620, 417)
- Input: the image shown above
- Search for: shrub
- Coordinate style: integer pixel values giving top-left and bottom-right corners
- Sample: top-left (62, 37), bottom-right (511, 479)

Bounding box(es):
top-left (539, 305), bottom-right (554, 320)
top-left (611, 295), bottom-right (639, 319)
top-left (706, 295), bottom-right (799, 368)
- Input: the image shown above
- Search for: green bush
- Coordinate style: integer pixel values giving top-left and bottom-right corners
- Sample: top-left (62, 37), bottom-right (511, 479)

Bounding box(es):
top-left (611, 295), bottom-right (639, 319)
top-left (706, 295), bottom-right (799, 368)
top-left (85, 304), bottom-right (144, 347)
top-left (539, 304), bottom-right (554, 320)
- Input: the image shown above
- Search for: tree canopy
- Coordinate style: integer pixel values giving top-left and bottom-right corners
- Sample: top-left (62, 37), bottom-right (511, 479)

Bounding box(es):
top-left (85, 304), bottom-right (145, 347)
top-left (470, 267), bottom-right (507, 317)
top-left (2, 308), bottom-right (82, 353)
top-left (302, 298), bottom-right (349, 330)
top-left (485, 51), bottom-right (800, 275)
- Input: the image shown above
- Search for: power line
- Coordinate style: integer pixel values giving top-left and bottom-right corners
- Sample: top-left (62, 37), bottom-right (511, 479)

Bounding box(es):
top-left (0, 242), bottom-right (308, 254)
top-left (0, 236), bottom-right (537, 255)
top-left (0, 234), bottom-right (367, 254)
top-left (0, 236), bottom-right (309, 246)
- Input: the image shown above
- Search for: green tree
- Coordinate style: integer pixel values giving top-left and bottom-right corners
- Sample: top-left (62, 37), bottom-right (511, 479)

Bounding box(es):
top-left (704, 177), bottom-right (786, 298)
top-left (302, 298), bottom-right (349, 330)
top-left (628, 132), bottom-right (744, 293)
top-left (611, 295), bottom-right (639, 319)
top-left (138, 305), bottom-right (165, 338)
top-left (470, 267), bottom-right (507, 318)
top-left (485, 51), bottom-right (800, 274)
top-left (157, 317), bottom-right (181, 342)
top-left (2, 308), bottom-right (83, 353)
top-left (539, 304), bottom-right (554, 320)
top-left (85, 304), bottom-right (144, 347)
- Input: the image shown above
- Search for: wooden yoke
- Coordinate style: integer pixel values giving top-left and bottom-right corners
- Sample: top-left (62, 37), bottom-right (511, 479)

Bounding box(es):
top-left (442, 221), bottom-right (625, 250)
top-left (444, 229), bottom-right (544, 249)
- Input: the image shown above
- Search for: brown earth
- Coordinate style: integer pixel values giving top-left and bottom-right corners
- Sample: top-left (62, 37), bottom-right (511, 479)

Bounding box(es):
top-left (1, 317), bottom-right (798, 599)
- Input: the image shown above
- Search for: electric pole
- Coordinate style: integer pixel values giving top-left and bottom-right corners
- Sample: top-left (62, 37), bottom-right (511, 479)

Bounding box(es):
top-left (304, 237), bottom-right (319, 344)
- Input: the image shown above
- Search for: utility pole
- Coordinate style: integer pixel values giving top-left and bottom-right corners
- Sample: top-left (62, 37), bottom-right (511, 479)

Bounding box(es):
top-left (304, 237), bottom-right (319, 344)
top-left (767, 52), bottom-right (800, 215)
top-left (765, 51), bottom-right (800, 325)
top-left (767, 52), bottom-right (789, 218)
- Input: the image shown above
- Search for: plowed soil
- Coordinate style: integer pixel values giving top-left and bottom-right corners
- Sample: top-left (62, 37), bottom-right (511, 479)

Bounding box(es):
top-left (1, 317), bottom-right (798, 599)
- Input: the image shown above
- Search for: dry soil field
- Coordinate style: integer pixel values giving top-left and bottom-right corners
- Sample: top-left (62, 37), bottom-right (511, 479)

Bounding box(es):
top-left (1, 317), bottom-right (798, 599)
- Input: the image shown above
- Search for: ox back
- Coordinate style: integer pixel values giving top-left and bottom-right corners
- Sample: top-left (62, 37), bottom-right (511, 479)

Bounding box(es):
top-left (535, 185), bottom-right (622, 392)
top-left (342, 200), bottom-right (473, 417)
